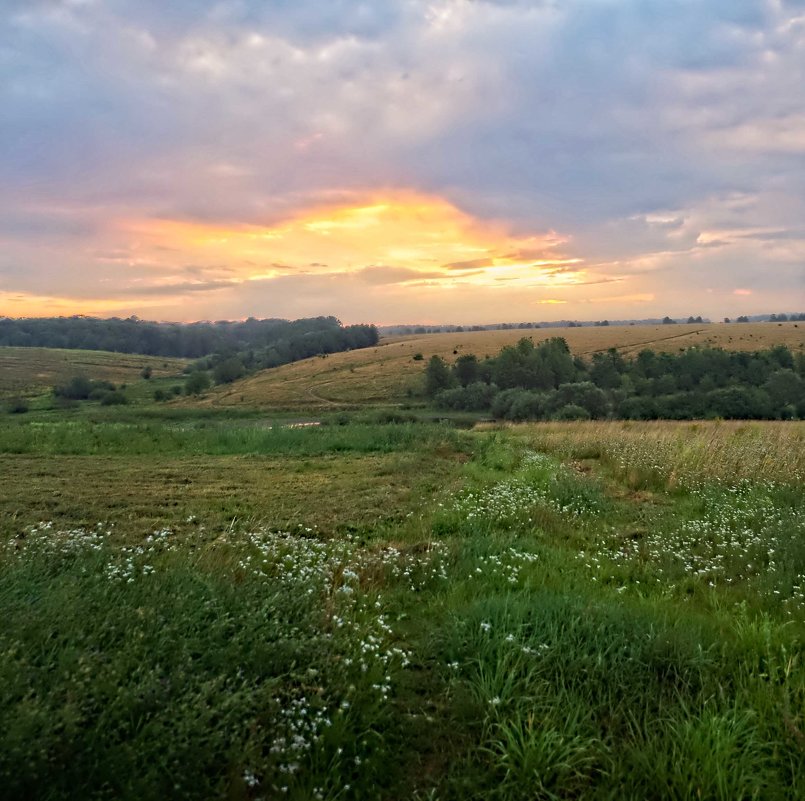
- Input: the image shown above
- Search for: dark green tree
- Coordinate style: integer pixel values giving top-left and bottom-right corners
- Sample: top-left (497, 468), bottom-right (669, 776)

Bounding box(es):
top-left (424, 356), bottom-right (455, 397)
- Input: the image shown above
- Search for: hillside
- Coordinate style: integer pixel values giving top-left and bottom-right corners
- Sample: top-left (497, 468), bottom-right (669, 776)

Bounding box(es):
top-left (194, 321), bottom-right (805, 410)
top-left (0, 347), bottom-right (188, 398)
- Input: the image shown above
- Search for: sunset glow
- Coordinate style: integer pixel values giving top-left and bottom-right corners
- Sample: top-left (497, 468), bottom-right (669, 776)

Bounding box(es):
top-left (112, 194), bottom-right (584, 295)
top-left (1, 1), bottom-right (803, 323)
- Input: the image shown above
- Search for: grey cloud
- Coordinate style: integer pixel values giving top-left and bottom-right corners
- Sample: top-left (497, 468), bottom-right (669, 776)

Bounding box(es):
top-left (0, 0), bottom-right (803, 318)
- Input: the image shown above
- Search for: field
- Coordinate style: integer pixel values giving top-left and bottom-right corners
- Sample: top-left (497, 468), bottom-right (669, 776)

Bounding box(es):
top-left (196, 322), bottom-right (805, 410)
top-left (0, 347), bottom-right (188, 399)
top-left (1, 404), bottom-right (804, 799)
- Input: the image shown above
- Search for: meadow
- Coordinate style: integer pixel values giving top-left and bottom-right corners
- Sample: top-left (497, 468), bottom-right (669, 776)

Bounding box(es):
top-left (0, 347), bottom-right (187, 400)
top-left (195, 322), bottom-right (805, 410)
top-left (1, 404), bottom-right (803, 799)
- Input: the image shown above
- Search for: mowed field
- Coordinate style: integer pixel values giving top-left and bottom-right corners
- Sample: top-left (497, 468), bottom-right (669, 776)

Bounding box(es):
top-left (197, 322), bottom-right (805, 410)
top-left (0, 347), bottom-right (188, 398)
top-left (1, 415), bottom-right (804, 799)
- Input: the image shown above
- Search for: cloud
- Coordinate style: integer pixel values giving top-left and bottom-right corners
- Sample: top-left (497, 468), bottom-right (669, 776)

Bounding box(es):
top-left (0, 1), bottom-right (803, 322)
top-left (353, 266), bottom-right (445, 285)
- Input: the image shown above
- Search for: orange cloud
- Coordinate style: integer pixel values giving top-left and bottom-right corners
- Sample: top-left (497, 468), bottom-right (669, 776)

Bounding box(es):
top-left (734, 288), bottom-right (752, 295)
top-left (0, 291), bottom-right (168, 318)
top-left (114, 191), bottom-right (587, 291)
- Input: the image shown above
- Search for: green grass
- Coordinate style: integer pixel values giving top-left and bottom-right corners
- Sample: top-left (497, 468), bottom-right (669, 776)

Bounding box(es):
top-left (1, 416), bottom-right (803, 799)
top-left (0, 346), bottom-right (188, 399)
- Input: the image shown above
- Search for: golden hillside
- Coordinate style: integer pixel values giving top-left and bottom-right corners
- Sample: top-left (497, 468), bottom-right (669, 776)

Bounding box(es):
top-left (198, 322), bottom-right (805, 410)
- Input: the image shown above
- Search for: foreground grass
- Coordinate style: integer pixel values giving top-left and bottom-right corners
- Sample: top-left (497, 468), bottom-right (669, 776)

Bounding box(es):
top-left (1, 419), bottom-right (803, 799)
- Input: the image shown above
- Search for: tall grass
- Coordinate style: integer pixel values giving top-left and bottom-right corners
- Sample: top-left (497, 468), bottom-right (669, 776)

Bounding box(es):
top-left (505, 420), bottom-right (805, 488)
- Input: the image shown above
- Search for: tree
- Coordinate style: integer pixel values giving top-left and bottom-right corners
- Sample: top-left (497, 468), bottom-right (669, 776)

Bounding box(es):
top-left (590, 351), bottom-right (622, 390)
top-left (424, 356), bottom-right (455, 397)
top-left (453, 354), bottom-right (480, 387)
top-left (185, 371), bottom-right (211, 395)
top-left (764, 370), bottom-right (803, 409)
top-left (213, 356), bottom-right (246, 384)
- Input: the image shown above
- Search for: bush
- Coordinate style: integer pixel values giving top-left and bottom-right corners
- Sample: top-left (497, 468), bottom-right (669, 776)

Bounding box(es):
top-left (6, 396), bottom-right (29, 414)
top-left (412, 353), bottom-right (424, 361)
top-left (549, 382), bottom-right (608, 419)
top-left (185, 371), bottom-right (211, 395)
top-left (706, 386), bottom-right (772, 419)
top-left (490, 388), bottom-right (527, 419)
top-left (508, 390), bottom-right (550, 421)
top-left (552, 403), bottom-right (591, 421)
top-left (213, 357), bottom-right (246, 385)
top-left (100, 391), bottom-right (128, 406)
top-left (618, 396), bottom-right (657, 420)
top-left (153, 389), bottom-right (168, 402)
top-left (435, 382), bottom-right (497, 411)
top-left (140, 366), bottom-right (152, 379)
top-left (53, 375), bottom-right (93, 400)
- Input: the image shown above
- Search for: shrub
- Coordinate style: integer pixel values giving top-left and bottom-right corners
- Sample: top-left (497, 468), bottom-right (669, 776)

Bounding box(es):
top-left (553, 403), bottom-right (591, 421)
top-left (549, 382), bottom-right (608, 419)
top-left (6, 396), bottom-right (29, 414)
top-left (706, 386), bottom-right (772, 419)
top-left (213, 357), bottom-right (246, 385)
top-left (435, 382), bottom-right (497, 411)
top-left (185, 371), bottom-right (211, 395)
top-left (507, 390), bottom-right (550, 421)
top-left (53, 375), bottom-right (93, 400)
top-left (100, 391), bottom-right (128, 406)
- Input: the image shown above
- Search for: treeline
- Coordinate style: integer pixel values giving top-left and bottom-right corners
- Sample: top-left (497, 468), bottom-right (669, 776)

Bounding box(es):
top-left (179, 321), bottom-right (378, 392)
top-left (425, 338), bottom-right (805, 420)
top-left (381, 313), bottom-right (804, 335)
top-left (0, 315), bottom-right (378, 360)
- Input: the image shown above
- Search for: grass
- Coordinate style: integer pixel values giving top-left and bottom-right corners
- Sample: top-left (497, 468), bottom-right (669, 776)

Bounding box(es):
top-left (1, 414), bottom-right (804, 799)
top-left (188, 322), bottom-right (805, 410)
top-left (0, 346), bottom-right (187, 399)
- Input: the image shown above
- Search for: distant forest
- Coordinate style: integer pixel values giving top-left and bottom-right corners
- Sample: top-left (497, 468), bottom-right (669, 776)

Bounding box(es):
top-left (425, 338), bottom-right (805, 420)
top-left (0, 315), bottom-right (379, 362)
top-left (383, 312), bottom-right (805, 335)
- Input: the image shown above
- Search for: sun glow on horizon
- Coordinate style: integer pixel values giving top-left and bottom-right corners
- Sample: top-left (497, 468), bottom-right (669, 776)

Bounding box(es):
top-left (114, 191), bottom-right (587, 292)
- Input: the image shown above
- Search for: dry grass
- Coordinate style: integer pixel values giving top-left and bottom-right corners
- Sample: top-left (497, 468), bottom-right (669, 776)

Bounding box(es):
top-left (194, 322), bottom-right (805, 410)
top-left (502, 419), bottom-right (805, 487)
top-left (0, 347), bottom-right (187, 398)
top-left (0, 449), bottom-right (451, 536)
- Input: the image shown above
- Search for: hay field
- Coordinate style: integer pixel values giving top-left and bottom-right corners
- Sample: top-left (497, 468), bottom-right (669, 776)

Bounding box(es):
top-left (200, 322), bottom-right (805, 410)
top-left (0, 347), bottom-right (188, 398)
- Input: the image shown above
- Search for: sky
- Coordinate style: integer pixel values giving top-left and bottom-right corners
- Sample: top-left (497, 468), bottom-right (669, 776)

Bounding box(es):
top-left (1, 0), bottom-right (804, 325)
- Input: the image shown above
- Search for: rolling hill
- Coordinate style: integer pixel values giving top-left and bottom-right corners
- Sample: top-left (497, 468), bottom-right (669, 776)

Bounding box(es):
top-left (193, 322), bottom-right (805, 410)
top-left (0, 347), bottom-right (188, 398)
